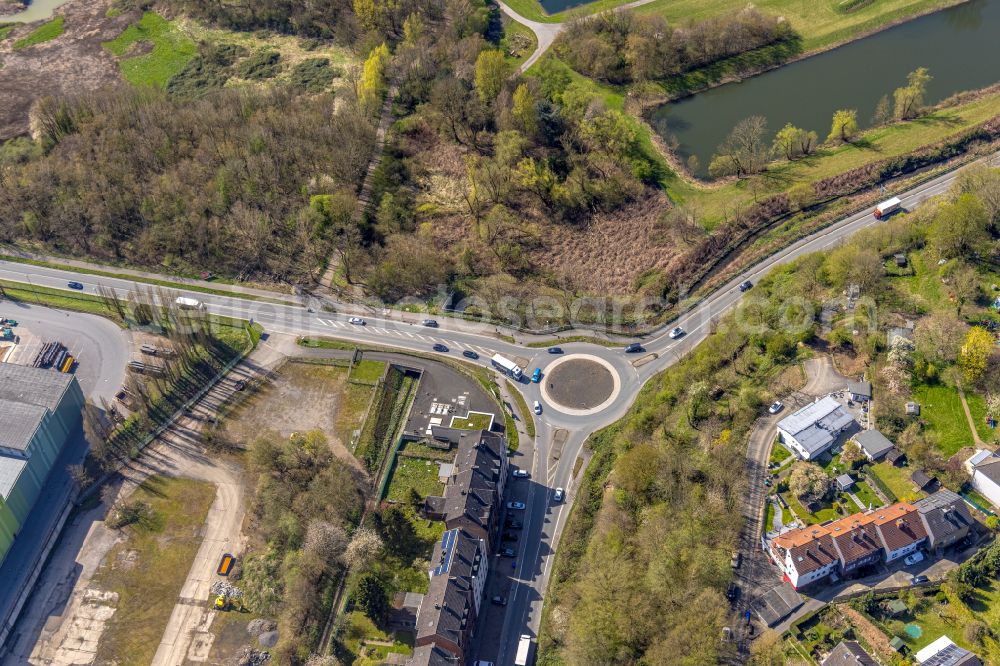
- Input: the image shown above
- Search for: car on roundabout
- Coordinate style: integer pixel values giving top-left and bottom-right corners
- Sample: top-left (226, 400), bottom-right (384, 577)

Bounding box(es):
top-left (432, 343), bottom-right (449, 352)
top-left (462, 350), bottom-right (479, 359)
top-left (669, 327), bottom-right (685, 339)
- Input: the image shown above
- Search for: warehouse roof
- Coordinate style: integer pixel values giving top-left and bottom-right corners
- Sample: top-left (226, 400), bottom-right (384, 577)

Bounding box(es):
top-left (0, 363), bottom-right (73, 413)
top-left (777, 396), bottom-right (856, 457)
top-left (0, 455), bottom-right (28, 500)
top-left (0, 399), bottom-right (47, 453)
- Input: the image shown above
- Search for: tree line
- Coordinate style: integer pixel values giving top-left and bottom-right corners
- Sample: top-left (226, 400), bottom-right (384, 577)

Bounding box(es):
top-left (554, 8), bottom-right (796, 84)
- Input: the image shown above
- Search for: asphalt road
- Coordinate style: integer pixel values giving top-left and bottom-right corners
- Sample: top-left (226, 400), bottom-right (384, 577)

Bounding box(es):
top-left (0, 153), bottom-right (993, 664)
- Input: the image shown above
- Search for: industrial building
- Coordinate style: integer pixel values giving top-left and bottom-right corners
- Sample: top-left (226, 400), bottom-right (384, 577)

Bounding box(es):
top-left (0, 364), bottom-right (85, 566)
top-left (776, 395), bottom-right (857, 460)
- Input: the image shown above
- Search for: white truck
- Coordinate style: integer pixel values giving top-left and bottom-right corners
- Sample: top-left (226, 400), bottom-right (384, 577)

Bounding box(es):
top-left (491, 353), bottom-right (523, 380)
top-left (514, 634), bottom-right (534, 666)
top-left (175, 296), bottom-right (205, 310)
top-left (873, 196), bottom-right (902, 219)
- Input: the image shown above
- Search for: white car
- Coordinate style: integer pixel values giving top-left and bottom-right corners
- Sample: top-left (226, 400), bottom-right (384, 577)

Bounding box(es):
top-left (669, 327), bottom-right (685, 339)
top-left (506, 501), bottom-right (526, 511)
top-left (904, 551), bottom-right (925, 566)
top-left (768, 401), bottom-right (784, 414)
top-left (348, 317), bottom-right (366, 325)
top-left (533, 400), bottom-right (542, 415)
top-left (553, 487), bottom-right (564, 502)
top-left (512, 468), bottom-right (530, 478)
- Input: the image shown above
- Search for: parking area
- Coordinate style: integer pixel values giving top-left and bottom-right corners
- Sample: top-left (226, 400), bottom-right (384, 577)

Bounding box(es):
top-left (403, 359), bottom-right (498, 438)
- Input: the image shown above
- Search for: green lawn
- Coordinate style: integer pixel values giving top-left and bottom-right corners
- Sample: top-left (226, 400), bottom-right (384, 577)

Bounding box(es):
top-left (764, 501), bottom-right (776, 530)
top-left (350, 359), bottom-right (386, 385)
top-left (852, 480), bottom-right (883, 510)
top-left (769, 441), bottom-right (792, 465)
top-left (0, 24), bottom-right (15, 41)
top-left (786, 493), bottom-right (840, 525)
top-left (93, 476), bottom-right (216, 665)
top-left (871, 461), bottom-right (923, 502)
top-left (505, 379), bottom-right (536, 438)
top-left (966, 391), bottom-right (998, 445)
top-left (450, 411), bottom-right (495, 431)
top-left (385, 456), bottom-right (445, 501)
top-left (13, 15), bottom-right (64, 49)
top-left (501, 16), bottom-right (537, 70)
top-left (913, 383), bottom-right (975, 456)
top-left (103, 12), bottom-right (196, 88)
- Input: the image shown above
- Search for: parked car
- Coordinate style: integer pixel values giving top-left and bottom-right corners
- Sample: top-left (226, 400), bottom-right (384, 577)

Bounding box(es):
top-left (462, 350), bottom-right (479, 359)
top-left (506, 501), bottom-right (526, 511)
top-left (67, 281), bottom-right (84, 290)
top-left (500, 547), bottom-right (516, 557)
top-left (669, 327), bottom-right (685, 339)
top-left (432, 343), bottom-right (449, 352)
top-left (531, 368), bottom-right (542, 383)
top-left (547, 347), bottom-right (563, 354)
top-left (553, 487), bottom-right (564, 502)
top-left (233, 379), bottom-right (247, 391)
top-left (739, 280), bottom-right (753, 292)
top-left (421, 319), bottom-right (439, 328)
top-left (726, 582), bottom-right (740, 601)
top-left (731, 551), bottom-right (742, 569)
top-left (503, 532), bottom-right (519, 542)
top-left (624, 343), bottom-right (643, 353)
top-left (533, 400), bottom-right (542, 415)
top-left (911, 575), bottom-right (930, 585)
top-left (348, 317), bottom-right (365, 325)
top-left (904, 551), bottom-right (925, 566)
top-left (492, 595), bottom-right (507, 606)
top-left (504, 519), bottom-right (523, 529)
top-left (768, 401), bottom-right (784, 414)
top-left (512, 468), bottom-right (530, 478)
top-left (764, 478), bottom-right (772, 487)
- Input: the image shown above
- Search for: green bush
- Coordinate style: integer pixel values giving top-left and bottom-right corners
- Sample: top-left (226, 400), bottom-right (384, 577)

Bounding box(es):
top-left (290, 57), bottom-right (339, 92)
top-left (234, 50), bottom-right (282, 79)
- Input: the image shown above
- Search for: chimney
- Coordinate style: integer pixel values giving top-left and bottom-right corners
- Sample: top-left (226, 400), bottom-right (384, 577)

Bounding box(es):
top-left (896, 519), bottom-right (904, 528)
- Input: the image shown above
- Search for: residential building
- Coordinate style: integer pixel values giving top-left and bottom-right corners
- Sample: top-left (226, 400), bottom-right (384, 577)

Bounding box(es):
top-left (914, 489), bottom-right (974, 553)
top-left (822, 641), bottom-right (878, 666)
top-left (847, 380), bottom-right (872, 403)
top-left (414, 528), bottom-right (488, 662)
top-left (0, 365), bottom-right (85, 566)
top-left (406, 644), bottom-right (460, 666)
top-left (914, 635), bottom-right (982, 665)
top-left (768, 500), bottom-right (929, 589)
top-left (854, 429), bottom-right (895, 462)
top-left (965, 449), bottom-right (1000, 509)
top-left (776, 396), bottom-right (857, 460)
top-left (390, 591), bottom-right (424, 631)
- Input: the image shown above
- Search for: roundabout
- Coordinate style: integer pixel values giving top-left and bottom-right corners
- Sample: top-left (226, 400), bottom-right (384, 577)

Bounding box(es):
top-left (540, 353), bottom-right (621, 416)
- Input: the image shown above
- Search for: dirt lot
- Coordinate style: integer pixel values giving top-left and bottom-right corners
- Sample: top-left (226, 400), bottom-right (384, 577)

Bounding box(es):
top-left (0, 0), bottom-right (130, 138)
top-left (222, 360), bottom-right (371, 469)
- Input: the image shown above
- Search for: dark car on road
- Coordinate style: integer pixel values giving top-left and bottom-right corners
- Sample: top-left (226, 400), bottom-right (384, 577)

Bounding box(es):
top-left (462, 350), bottom-right (479, 359)
top-left (500, 547), bottom-right (516, 557)
top-left (422, 319), bottom-right (439, 327)
top-left (67, 281), bottom-right (84, 290)
top-left (739, 280), bottom-right (753, 292)
top-left (492, 595), bottom-right (507, 606)
top-left (503, 532), bottom-right (519, 542)
top-left (625, 343), bottom-right (643, 353)
top-left (432, 343), bottom-right (448, 352)
top-left (504, 519), bottom-right (523, 529)
top-left (911, 575), bottom-right (929, 585)
top-left (547, 347), bottom-right (562, 354)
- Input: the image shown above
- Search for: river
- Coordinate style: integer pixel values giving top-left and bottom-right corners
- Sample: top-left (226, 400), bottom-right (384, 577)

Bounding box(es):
top-left (0, 0), bottom-right (71, 23)
top-left (648, 0), bottom-right (1000, 177)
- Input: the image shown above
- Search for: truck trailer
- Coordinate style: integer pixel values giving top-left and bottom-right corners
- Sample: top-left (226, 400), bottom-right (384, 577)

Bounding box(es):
top-left (491, 353), bottom-right (523, 380)
top-left (873, 197), bottom-right (902, 219)
top-left (175, 296), bottom-right (205, 310)
top-left (514, 634), bottom-right (534, 666)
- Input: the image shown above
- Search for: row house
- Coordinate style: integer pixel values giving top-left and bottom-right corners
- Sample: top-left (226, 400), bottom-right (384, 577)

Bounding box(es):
top-left (769, 494), bottom-right (957, 589)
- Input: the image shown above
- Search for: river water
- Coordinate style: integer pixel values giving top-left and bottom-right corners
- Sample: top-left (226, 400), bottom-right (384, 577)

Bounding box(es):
top-left (648, 0), bottom-right (1000, 177)
top-left (0, 0), bottom-right (71, 23)
top-left (540, 0), bottom-right (590, 12)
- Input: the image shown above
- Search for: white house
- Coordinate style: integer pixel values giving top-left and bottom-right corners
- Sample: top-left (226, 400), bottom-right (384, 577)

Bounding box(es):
top-left (777, 396), bottom-right (857, 460)
top-left (914, 635), bottom-right (981, 665)
top-left (854, 429), bottom-right (895, 462)
top-left (965, 449), bottom-right (1000, 510)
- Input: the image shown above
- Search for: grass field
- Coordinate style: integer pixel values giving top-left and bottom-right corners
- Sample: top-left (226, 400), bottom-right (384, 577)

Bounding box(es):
top-left (913, 382), bottom-right (975, 456)
top-left (450, 411), bottom-right (495, 430)
top-left (385, 456), bottom-right (445, 501)
top-left (770, 441), bottom-right (792, 465)
top-left (871, 461), bottom-right (923, 501)
top-left (350, 359), bottom-right (386, 385)
top-left (13, 15), bottom-right (63, 49)
top-left (103, 12), bottom-right (196, 88)
top-left (966, 391), bottom-right (999, 445)
top-left (501, 16), bottom-right (538, 70)
top-left (0, 24), bottom-right (17, 41)
top-left (853, 480), bottom-right (883, 510)
top-left (93, 476), bottom-right (216, 665)
top-left (506, 379), bottom-right (536, 438)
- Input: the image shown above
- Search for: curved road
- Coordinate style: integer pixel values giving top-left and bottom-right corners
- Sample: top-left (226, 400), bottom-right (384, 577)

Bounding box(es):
top-left (0, 153), bottom-right (993, 664)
